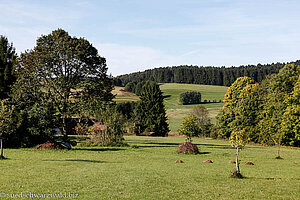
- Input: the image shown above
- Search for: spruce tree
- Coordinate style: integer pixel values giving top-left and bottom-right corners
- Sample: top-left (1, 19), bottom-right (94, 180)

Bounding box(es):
top-left (138, 81), bottom-right (169, 136)
top-left (0, 36), bottom-right (17, 99)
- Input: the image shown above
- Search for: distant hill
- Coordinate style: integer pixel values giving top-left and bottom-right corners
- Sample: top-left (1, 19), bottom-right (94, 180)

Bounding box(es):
top-left (113, 60), bottom-right (300, 87)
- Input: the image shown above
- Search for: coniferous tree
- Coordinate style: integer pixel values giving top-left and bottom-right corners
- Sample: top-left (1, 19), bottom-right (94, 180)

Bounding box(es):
top-left (0, 36), bottom-right (17, 99)
top-left (138, 81), bottom-right (169, 136)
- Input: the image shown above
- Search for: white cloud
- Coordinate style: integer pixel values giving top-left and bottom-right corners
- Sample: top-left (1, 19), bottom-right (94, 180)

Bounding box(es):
top-left (95, 43), bottom-right (187, 76)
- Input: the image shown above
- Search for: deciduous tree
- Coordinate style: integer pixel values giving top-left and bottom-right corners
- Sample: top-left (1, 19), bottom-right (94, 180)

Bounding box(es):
top-left (13, 29), bottom-right (114, 138)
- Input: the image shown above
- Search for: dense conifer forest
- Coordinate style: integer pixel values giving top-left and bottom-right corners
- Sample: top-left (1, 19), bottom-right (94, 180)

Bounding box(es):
top-left (114, 61), bottom-right (300, 86)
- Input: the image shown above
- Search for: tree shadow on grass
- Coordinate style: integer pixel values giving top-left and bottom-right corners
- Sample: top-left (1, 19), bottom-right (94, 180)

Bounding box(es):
top-left (141, 142), bottom-right (234, 150)
top-left (43, 159), bottom-right (106, 163)
top-left (247, 177), bottom-right (282, 180)
top-left (197, 143), bottom-right (234, 149)
top-left (73, 148), bottom-right (125, 152)
top-left (199, 151), bottom-right (211, 155)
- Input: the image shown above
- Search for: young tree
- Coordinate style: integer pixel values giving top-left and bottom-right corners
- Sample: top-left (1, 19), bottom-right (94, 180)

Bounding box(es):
top-left (229, 129), bottom-right (246, 178)
top-left (13, 29), bottom-right (114, 139)
top-left (0, 99), bottom-right (14, 159)
top-left (0, 36), bottom-right (17, 99)
top-left (138, 81), bottom-right (169, 136)
top-left (177, 115), bottom-right (200, 142)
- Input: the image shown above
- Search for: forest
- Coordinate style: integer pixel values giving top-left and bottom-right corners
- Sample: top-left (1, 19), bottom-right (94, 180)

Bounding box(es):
top-left (113, 61), bottom-right (300, 87)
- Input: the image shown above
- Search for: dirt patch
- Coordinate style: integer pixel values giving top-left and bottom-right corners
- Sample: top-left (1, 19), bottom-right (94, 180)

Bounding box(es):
top-left (245, 161), bottom-right (254, 165)
top-left (203, 160), bottom-right (213, 163)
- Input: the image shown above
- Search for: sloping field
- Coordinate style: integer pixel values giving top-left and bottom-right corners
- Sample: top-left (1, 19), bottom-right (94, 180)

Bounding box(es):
top-left (112, 86), bottom-right (139, 102)
top-left (160, 83), bottom-right (228, 133)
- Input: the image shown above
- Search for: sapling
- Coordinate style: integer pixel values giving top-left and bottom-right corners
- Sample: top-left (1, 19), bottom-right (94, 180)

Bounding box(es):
top-left (229, 129), bottom-right (246, 178)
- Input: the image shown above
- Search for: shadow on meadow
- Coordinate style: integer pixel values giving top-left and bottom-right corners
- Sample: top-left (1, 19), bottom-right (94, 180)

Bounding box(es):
top-left (140, 141), bottom-right (234, 150)
top-left (42, 159), bottom-right (106, 163)
top-left (73, 148), bottom-right (125, 152)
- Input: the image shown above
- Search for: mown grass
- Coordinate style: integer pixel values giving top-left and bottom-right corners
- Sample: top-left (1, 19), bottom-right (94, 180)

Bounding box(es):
top-left (1, 136), bottom-right (299, 200)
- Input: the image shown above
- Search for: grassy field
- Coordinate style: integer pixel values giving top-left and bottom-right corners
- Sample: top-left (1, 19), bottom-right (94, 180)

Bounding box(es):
top-left (160, 83), bottom-right (228, 133)
top-left (1, 136), bottom-right (299, 199)
top-left (112, 83), bottom-right (228, 134)
top-left (160, 83), bottom-right (228, 110)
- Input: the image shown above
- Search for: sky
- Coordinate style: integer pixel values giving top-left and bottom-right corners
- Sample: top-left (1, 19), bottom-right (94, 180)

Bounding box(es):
top-left (1, 0), bottom-right (300, 76)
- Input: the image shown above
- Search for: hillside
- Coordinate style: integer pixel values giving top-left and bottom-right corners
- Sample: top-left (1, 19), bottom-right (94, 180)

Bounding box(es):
top-left (113, 83), bottom-right (228, 134)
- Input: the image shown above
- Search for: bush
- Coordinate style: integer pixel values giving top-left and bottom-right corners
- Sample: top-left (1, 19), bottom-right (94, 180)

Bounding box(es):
top-left (83, 105), bottom-right (128, 147)
top-left (179, 91), bottom-right (201, 105)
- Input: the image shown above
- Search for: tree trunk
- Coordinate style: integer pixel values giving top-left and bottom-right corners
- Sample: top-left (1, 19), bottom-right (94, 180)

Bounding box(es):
top-left (62, 115), bottom-right (68, 141)
top-left (277, 144), bottom-right (281, 158)
top-left (235, 147), bottom-right (240, 174)
top-left (0, 138), bottom-right (4, 159)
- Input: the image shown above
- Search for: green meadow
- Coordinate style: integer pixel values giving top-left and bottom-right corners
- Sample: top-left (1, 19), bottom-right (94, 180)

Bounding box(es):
top-left (1, 136), bottom-right (299, 200)
top-left (160, 83), bottom-right (227, 133)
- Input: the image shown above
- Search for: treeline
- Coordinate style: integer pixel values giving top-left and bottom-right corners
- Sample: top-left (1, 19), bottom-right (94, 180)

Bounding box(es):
top-left (114, 61), bottom-right (300, 87)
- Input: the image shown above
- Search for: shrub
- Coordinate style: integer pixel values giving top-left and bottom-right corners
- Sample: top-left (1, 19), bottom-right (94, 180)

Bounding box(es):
top-left (179, 91), bottom-right (201, 105)
top-left (82, 105), bottom-right (128, 147)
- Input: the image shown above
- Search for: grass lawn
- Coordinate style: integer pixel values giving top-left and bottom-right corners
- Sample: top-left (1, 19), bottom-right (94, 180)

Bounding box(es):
top-left (1, 136), bottom-right (299, 199)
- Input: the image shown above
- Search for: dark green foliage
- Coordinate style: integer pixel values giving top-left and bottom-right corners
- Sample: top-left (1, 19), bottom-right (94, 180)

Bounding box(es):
top-left (114, 62), bottom-right (291, 87)
top-left (124, 82), bottom-right (135, 93)
top-left (179, 91), bottom-right (201, 105)
top-left (0, 36), bottom-right (17, 99)
top-left (9, 103), bottom-right (56, 148)
top-left (0, 99), bottom-right (14, 159)
top-left (13, 29), bottom-right (114, 137)
top-left (124, 81), bottom-right (146, 96)
top-left (115, 101), bottom-right (137, 119)
top-left (138, 81), bottom-right (169, 136)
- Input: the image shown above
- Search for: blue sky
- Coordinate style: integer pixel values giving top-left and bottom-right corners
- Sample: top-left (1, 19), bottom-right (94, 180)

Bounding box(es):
top-left (1, 0), bottom-right (300, 76)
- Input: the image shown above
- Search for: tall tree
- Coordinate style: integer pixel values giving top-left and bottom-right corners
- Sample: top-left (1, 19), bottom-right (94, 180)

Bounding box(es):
top-left (13, 29), bottom-right (114, 138)
top-left (138, 81), bottom-right (169, 136)
top-left (258, 64), bottom-right (300, 154)
top-left (0, 99), bottom-right (14, 159)
top-left (216, 77), bottom-right (258, 139)
top-left (0, 36), bottom-right (17, 99)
